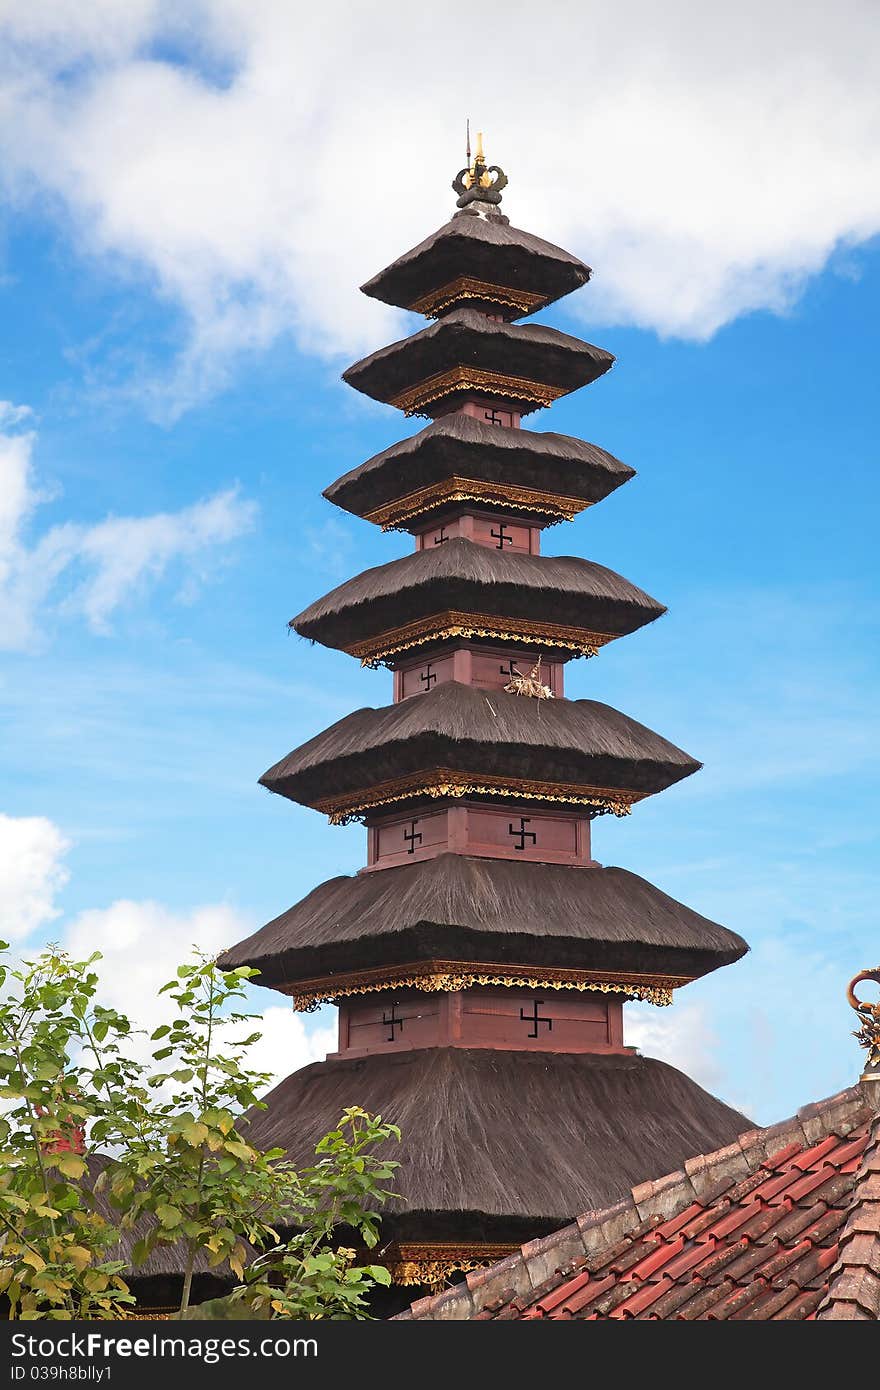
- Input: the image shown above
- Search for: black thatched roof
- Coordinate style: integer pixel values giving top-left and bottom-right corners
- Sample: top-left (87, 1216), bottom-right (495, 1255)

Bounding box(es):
top-left (323, 414), bottom-right (635, 526)
top-left (260, 682), bottom-right (700, 811)
top-left (244, 1048), bottom-right (752, 1234)
top-left (360, 212), bottom-right (591, 317)
top-left (291, 539), bottom-right (664, 657)
top-left (342, 309), bottom-right (613, 416)
top-left (217, 855), bottom-right (748, 989)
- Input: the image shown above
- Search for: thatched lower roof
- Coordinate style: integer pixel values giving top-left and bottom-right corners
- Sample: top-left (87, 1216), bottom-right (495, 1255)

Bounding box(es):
top-left (291, 539), bottom-right (664, 658)
top-left (218, 856), bottom-right (747, 990)
top-left (244, 1048), bottom-right (752, 1232)
top-left (342, 309), bottom-right (613, 416)
top-left (260, 682), bottom-right (700, 816)
top-left (323, 414), bottom-right (634, 527)
top-left (360, 211), bottom-right (591, 317)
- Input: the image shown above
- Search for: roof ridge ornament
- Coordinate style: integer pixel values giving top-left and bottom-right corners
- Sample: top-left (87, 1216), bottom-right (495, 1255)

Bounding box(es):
top-left (847, 967), bottom-right (880, 1086)
top-left (452, 127), bottom-right (508, 214)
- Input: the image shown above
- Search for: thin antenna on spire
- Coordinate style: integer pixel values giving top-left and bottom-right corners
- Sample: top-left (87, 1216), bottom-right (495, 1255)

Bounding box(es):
top-left (466, 118), bottom-right (471, 168)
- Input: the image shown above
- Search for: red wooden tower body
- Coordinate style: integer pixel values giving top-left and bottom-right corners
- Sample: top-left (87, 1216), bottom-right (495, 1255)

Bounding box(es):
top-left (221, 140), bottom-right (750, 1291)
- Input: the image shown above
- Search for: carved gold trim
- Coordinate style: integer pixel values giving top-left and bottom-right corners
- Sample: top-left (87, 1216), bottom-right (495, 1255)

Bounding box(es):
top-left (392, 1258), bottom-right (484, 1288)
top-left (348, 609), bottom-right (613, 665)
top-left (315, 768), bottom-right (640, 824)
top-left (288, 959), bottom-right (684, 1011)
top-left (389, 367), bottom-right (566, 417)
top-left (409, 276), bottom-right (546, 319)
top-left (389, 1242), bottom-right (518, 1288)
top-left (393, 1241), bottom-right (518, 1262)
top-left (364, 476), bottom-right (590, 530)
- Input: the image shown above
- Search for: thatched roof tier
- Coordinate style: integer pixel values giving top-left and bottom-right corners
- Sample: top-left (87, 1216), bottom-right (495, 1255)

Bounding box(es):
top-left (360, 212), bottom-right (591, 319)
top-left (245, 1048), bottom-right (752, 1233)
top-left (217, 855), bottom-right (747, 992)
top-left (323, 414), bottom-right (635, 529)
top-left (260, 682), bottom-right (700, 821)
top-left (342, 309), bottom-right (613, 417)
top-left (291, 539), bottom-right (664, 662)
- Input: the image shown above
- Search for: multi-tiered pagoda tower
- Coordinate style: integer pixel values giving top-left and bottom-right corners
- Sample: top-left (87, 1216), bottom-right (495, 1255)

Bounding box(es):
top-left (221, 140), bottom-right (751, 1292)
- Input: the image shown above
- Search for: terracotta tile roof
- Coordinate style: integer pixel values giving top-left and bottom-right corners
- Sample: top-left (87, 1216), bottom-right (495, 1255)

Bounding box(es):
top-left (817, 1082), bottom-right (880, 1320)
top-left (398, 1083), bottom-right (880, 1321)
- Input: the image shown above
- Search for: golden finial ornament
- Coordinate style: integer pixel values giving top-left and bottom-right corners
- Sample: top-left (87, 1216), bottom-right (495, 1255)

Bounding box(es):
top-left (453, 126), bottom-right (508, 209)
top-left (847, 967), bottom-right (880, 1083)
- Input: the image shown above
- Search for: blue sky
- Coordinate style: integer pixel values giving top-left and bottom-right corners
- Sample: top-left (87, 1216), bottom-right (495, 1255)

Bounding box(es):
top-left (1, 4), bottom-right (878, 1128)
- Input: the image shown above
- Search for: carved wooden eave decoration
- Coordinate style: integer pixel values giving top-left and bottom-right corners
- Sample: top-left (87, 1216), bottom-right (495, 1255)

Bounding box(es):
top-left (314, 769), bottom-right (642, 825)
top-left (408, 275), bottom-right (547, 319)
top-left (366, 477), bottom-right (590, 531)
top-left (352, 611), bottom-right (611, 666)
top-left (389, 365), bottom-right (567, 417)
top-left (386, 1241), bottom-right (520, 1288)
top-left (286, 959), bottom-right (686, 1012)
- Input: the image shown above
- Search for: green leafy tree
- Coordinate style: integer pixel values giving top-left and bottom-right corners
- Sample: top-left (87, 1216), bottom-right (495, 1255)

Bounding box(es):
top-left (233, 1107), bottom-right (399, 1319)
top-left (109, 955), bottom-right (299, 1312)
top-left (0, 942), bottom-right (400, 1320)
top-left (0, 943), bottom-right (142, 1318)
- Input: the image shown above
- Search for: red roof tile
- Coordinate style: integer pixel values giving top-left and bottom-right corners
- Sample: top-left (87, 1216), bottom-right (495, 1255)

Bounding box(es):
top-left (401, 1083), bottom-right (880, 1321)
top-left (619, 1278), bottom-right (677, 1317)
top-left (651, 1201), bottom-right (705, 1241)
top-left (626, 1236), bottom-right (685, 1281)
top-left (789, 1133), bottom-right (844, 1171)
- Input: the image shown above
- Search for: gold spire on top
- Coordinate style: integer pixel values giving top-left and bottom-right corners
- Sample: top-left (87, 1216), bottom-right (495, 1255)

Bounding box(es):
top-left (848, 967), bottom-right (880, 1083)
top-left (472, 130), bottom-right (486, 178)
top-left (453, 126), bottom-right (508, 209)
top-left (463, 130), bottom-right (492, 189)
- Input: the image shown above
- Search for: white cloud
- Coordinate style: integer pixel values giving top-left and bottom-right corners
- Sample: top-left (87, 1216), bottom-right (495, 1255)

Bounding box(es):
top-left (0, 403), bottom-right (256, 648)
top-left (0, 811), bottom-right (70, 940)
top-left (247, 1005), bottom-right (336, 1094)
top-left (0, 402), bottom-right (34, 428)
top-left (626, 1001), bottom-right (722, 1096)
top-left (54, 487), bottom-right (256, 632)
top-left (63, 898), bottom-right (243, 1033)
top-left (63, 897), bottom-right (334, 1086)
top-left (0, 4), bottom-right (878, 413)
top-left (0, 804), bottom-right (333, 1087)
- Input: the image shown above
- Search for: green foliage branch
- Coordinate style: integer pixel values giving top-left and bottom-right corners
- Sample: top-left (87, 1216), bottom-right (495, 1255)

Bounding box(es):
top-left (0, 942), bottom-right (399, 1319)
